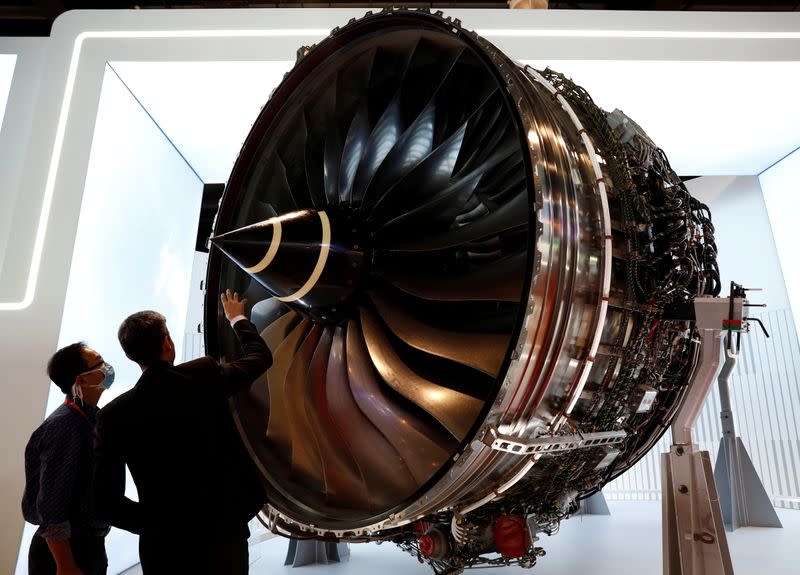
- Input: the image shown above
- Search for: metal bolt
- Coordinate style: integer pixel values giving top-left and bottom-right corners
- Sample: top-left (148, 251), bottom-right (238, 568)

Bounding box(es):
top-left (676, 446), bottom-right (684, 456)
top-left (678, 485), bottom-right (689, 494)
top-left (694, 532), bottom-right (715, 544)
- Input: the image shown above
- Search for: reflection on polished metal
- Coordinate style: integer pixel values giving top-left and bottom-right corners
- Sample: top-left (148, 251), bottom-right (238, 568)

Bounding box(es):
top-left (205, 8), bottom-right (720, 573)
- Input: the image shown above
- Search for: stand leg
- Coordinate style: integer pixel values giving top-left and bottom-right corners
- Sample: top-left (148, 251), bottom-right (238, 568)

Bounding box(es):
top-left (578, 491), bottom-right (610, 515)
top-left (284, 539), bottom-right (350, 567)
top-left (714, 348), bottom-right (782, 531)
top-left (714, 436), bottom-right (782, 530)
top-left (662, 445), bottom-right (733, 575)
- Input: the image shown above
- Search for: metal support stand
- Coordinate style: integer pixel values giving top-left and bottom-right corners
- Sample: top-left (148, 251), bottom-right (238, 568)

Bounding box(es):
top-left (662, 295), bottom-right (738, 575)
top-left (713, 348), bottom-right (782, 531)
top-left (578, 491), bottom-right (611, 515)
top-left (662, 444), bottom-right (732, 575)
top-left (283, 539), bottom-right (350, 567)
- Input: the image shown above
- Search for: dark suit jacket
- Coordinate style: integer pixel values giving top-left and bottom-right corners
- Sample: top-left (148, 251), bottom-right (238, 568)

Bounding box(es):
top-left (94, 319), bottom-right (271, 538)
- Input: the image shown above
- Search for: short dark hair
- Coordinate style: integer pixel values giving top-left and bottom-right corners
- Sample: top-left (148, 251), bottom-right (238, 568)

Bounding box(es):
top-left (47, 342), bottom-right (89, 395)
top-left (118, 311), bottom-right (169, 366)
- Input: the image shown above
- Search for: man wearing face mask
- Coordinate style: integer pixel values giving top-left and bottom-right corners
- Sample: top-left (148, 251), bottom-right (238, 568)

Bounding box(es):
top-left (94, 290), bottom-right (271, 574)
top-left (23, 343), bottom-right (115, 575)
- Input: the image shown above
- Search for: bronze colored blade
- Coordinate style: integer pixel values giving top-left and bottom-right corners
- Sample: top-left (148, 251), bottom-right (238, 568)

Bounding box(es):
top-left (326, 325), bottom-right (417, 508)
top-left (369, 289), bottom-right (509, 377)
top-left (285, 324), bottom-right (325, 491)
top-left (259, 309), bottom-right (300, 352)
top-left (346, 319), bottom-right (451, 486)
top-left (264, 317), bottom-right (310, 461)
top-left (245, 310), bottom-right (299, 426)
top-left (359, 307), bottom-right (483, 441)
top-left (305, 327), bottom-right (369, 509)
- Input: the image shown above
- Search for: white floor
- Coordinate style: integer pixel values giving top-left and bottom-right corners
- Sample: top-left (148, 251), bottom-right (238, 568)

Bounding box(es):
top-left (245, 501), bottom-right (800, 575)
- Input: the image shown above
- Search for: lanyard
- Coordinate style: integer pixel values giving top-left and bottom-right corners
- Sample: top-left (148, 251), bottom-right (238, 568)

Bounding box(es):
top-left (64, 397), bottom-right (93, 427)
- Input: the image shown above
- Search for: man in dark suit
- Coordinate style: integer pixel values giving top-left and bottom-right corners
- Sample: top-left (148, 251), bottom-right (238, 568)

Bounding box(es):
top-left (94, 290), bottom-right (271, 574)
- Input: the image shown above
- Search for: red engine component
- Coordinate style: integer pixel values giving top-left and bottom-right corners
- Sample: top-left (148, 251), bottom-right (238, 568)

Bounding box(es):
top-left (417, 526), bottom-right (450, 560)
top-left (413, 520), bottom-right (433, 535)
top-left (418, 534), bottom-right (436, 557)
top-left (492, 515), bottom-right (531, 558)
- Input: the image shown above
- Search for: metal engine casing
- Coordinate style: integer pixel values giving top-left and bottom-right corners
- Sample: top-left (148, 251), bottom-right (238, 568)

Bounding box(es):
top-left (203, 9), bottom-right (719, 567)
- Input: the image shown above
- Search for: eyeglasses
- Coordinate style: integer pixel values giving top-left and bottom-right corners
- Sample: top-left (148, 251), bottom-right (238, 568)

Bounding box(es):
top-left (81, 359), bottom-right (106, 374)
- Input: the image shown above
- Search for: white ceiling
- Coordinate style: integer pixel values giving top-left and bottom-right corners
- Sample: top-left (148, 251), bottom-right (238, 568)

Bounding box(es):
top-left (113, 58), bottom-right (800, 182)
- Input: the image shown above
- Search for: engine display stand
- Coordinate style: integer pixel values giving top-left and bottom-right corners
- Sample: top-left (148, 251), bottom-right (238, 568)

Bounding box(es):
top-left (661, 295), bottom-right (740, 575)
top-left (283, 539), bottom-right (350, 567)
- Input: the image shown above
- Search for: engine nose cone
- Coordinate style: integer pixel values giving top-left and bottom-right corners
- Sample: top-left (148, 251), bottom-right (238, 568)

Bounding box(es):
top-left (211, 208), bottom-right (367, 324)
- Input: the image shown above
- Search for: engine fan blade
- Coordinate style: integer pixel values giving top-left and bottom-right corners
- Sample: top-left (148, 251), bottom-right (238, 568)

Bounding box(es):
top-left (359, 307), bottom-right (483, 440)
top-left (260, 309), bottom-right (300, 352)
top-left (264, 317), bottom-right (310, 461)
top-left (267, 154), bottom-right (299, 214)
top-left (374, 251), bottom-right (526, 302)
top-left (453, 107), bottom-right (502, 171)
top-left (305, 327), bottom-right (370, 509)
top-left (326, 325), bottom-right (418, 508)
top-left (250, 297), bottom-right (291, 334)
top-left (338, 102), bottom-right (370, 204)
top-left (396, 38), bottom-right (463, 128)
top-left (285, 324), bottom-right (325, 491)
top-left (359, 101), bottom-right (434, 210)
top-left (247, 200), bottom-right (278, 226)
top-left (369, 289), bottom-right (509, 377)
top-left (277, 110), bottom-right (312, 208)
top-left (351, 93), bottom-right (402, 203)
top-left (346, 320), bottom-right (451, 486)
top-left (367, 121), bottom-right (467, 225)
top-left (323, 130), bottom-right (343, 205)
top-left (377, 170), bottom-right (482, 234)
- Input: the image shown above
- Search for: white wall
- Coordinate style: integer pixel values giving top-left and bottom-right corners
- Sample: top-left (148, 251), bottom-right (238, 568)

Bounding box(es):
top-left (1, 9), bottom-right (799, 574)
top-left (686, 176), bottom-right (790, 310)
top-left (760, 148), bottom-right (800, 337)
top-left (13, 64), bottom-right (204, 575)
top-left (0, 39), bottom-right (46, 287)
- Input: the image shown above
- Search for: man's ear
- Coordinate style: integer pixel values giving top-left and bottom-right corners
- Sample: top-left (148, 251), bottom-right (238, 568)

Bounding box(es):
top-left (73, 373), bottom-right (87, 389)
top-left (163, 334), bottom-right (173, 353)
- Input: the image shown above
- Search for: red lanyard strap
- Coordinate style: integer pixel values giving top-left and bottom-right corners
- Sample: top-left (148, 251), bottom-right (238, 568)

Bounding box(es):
top-left (64, 398), bottom-right (93, 426)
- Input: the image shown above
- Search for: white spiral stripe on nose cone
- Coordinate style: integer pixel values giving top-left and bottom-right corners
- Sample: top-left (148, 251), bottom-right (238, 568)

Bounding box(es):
top-left (276, 211), bottom-right (331, 303)
top-left (243, 220), bottom-right (283, 274)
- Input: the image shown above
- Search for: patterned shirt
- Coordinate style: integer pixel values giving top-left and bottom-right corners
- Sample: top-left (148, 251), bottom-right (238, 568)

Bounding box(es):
top-left (22, 399), bottom-right (109, 540)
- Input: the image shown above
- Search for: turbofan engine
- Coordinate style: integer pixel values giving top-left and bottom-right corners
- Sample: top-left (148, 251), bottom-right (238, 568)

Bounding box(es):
top-left (204, 9), bottom-right (719, 573)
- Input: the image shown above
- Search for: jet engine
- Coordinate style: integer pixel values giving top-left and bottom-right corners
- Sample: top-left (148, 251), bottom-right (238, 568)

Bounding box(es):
top-left (204, 9), bottom-right (719, 573)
